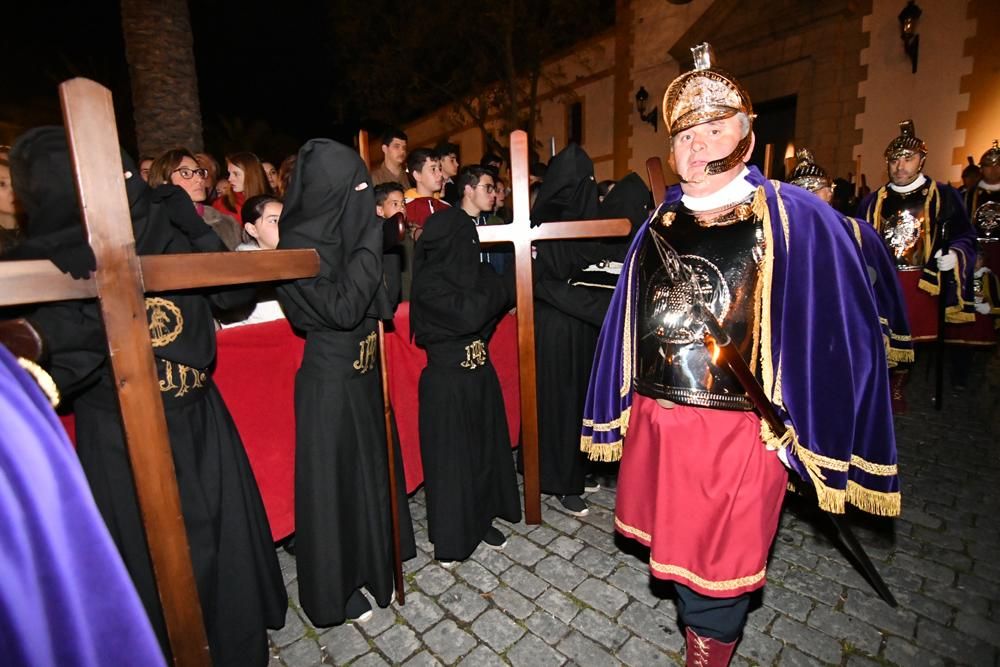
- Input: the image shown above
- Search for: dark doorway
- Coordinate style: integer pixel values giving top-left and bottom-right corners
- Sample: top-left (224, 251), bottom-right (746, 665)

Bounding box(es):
top-left (749, 95), bottom-right (797, 180)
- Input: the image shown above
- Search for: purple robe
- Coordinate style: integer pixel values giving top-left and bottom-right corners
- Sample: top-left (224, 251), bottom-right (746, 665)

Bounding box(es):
top-left (581, 166), bottom-right (900, 517)
top-left (0, 346), bottom-right (166, 667)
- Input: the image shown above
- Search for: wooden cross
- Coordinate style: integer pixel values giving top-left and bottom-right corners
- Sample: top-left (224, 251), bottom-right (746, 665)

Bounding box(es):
top-left (0, 79), bottom-right (319, 666)
top-left (646, 156), bottom-right (667, 207)
top-left (475, 131), bottom-right (631, 523)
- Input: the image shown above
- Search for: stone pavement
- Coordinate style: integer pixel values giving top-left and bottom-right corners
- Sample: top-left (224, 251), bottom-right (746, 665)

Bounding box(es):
top-left (268, 352), bottom-right (1000, 666)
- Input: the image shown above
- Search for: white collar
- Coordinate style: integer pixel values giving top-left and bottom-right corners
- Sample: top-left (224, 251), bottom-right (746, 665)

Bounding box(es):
top-left (681, 167), bottom-right (755, 211)
top-left (978, 180), bottom-right (1000, 192)
top-left (888, 173), bottom-right (927, 194)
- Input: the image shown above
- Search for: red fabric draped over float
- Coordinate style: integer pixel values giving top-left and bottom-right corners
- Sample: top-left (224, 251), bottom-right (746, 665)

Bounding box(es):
top-left (59, 303), bottom-right (521, 541)
top-left (212, 302), bottom-right (520, 540)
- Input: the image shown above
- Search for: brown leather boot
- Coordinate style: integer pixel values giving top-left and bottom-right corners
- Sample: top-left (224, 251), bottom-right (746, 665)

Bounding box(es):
top-left (890, 370), bottom-right (908, 415)
top-left (685, 627), bottom-right (737, 667)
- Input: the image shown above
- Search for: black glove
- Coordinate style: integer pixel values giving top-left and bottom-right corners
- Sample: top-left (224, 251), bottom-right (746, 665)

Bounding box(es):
top-left (383, 212), bottom-right (406, 249)
top-left (49, 242), bottom-right (96, 279)
top-left (151, 185), bottom-right (215, 243)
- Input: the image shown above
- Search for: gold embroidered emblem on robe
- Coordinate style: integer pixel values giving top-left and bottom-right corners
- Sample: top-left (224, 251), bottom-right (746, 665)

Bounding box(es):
top-left (461, 340), bottom-right (488, 370)
top-left (145, 297), bottom-right (183, 347)
top-left (353, 331), bottom-right (378, 374)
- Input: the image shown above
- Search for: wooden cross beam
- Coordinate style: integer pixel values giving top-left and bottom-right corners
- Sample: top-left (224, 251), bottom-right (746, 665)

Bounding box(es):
top-left (0, 79), bottom-right (319, 667)
top-left (475, 131), bottom-right (631, 524)
top-left (646, 157), bottom-right (667, 208)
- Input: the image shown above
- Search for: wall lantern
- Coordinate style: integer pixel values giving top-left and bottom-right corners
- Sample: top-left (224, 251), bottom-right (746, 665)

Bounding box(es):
top-left (898, 1), bottom-right (922, 74)
top-left (635, 86), bottom-right (659, 132)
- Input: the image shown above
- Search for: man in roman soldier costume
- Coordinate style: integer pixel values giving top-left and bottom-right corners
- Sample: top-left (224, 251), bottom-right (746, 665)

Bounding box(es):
top-left (858, 121), bottom-right (976, 410)
top-left (966, 140), bottom-right (1000, 275)
top-left (581, 44), bottom-right (900, 666)
top-left (789, 149), bottom-right (913, 368)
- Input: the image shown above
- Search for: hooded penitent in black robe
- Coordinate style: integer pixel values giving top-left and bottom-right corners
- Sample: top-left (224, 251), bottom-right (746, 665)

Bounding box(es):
top-left (522, 145), bottom-right (613, 496)
top-left (4, 128), bottom-right (286, 667)
top-left (410, 206), bottom-right (521, 561)
top-left (275, 139), bottom-right (415, 627)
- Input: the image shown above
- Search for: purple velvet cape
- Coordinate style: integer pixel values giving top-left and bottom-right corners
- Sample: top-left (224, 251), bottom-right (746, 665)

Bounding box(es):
top-left (859, 181), bottom-right (977, 323)
top-left (840, 215), bottom-right (914, 366)
top-left (0, 346), bottom-right (166, 667)
top-left (580, 166), bottom-right (901, 516)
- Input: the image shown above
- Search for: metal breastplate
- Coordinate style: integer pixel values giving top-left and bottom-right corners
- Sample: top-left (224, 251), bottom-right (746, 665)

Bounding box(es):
top-left (879, 189), bottom-right (929, 268)
top-left (634, 205), bottom-right (764, 410)
top-left (972, 189), bottom-right (1000, 242)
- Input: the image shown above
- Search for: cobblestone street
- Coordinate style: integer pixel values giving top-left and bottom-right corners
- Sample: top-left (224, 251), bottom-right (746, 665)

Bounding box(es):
top-left (269, 351), bottom-right (1000, 666)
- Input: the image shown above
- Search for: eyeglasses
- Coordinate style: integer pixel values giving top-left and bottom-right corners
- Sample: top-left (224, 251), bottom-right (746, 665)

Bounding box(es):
top-left (476, 184), bottom-right (496, 193)
top-left (171, 167), bottom-right (208, 180)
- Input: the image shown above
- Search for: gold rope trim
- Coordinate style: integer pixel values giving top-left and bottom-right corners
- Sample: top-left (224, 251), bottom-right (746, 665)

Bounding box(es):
top-left (649, 559), bottom-right (768, 592)
top-left (581, 437), bottom-right (623, 462)
top-left (759, 186), bottom-right (777, 404)
top-left (850, 456), bottom-right (897, 476)
top-left (847, 216), bottom-right (863, 247)
top-left (17, 358), bottom-right (61, 408)
top-left (847, 481), bottom-right (901, 516)
top-left (620, 248), bottom-right (636, 400)
top-left (771, 182), bottom-right (791, 409)
top-left (886, 346), bottom-right (915, 364)
top-left (614, 516), bottom-right (651, 542)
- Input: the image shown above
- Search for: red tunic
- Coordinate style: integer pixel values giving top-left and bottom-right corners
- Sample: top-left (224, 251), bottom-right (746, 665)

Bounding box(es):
top-left (615, 394), bottom-right (787, 598)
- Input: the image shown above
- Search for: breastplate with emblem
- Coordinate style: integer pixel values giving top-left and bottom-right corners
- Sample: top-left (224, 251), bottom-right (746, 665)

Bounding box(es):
top-left (634, 204), bottom-right (764, 410)
top-left (879, 188), bottom-right (929, 268)
top-left (971, 189), bottom-right (1000, 242)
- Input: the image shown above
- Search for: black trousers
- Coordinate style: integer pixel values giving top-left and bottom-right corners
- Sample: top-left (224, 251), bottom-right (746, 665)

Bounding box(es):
top-left (675, 584), bottom-right (750, 643)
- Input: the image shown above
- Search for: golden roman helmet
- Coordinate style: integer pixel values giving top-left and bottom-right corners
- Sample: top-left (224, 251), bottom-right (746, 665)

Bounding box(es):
top-left (980, 140), bottom-right (1000, 168)
top-left (884, 119), bottom-right (927, 161)
top-left (788, 148), bottom-right (831, 192)
top-left (662, 43), bottom-right (755, 175)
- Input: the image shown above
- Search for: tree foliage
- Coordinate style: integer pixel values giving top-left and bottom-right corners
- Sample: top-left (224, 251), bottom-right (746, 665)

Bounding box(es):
top-left (329, 0), bottom-right (614, 152)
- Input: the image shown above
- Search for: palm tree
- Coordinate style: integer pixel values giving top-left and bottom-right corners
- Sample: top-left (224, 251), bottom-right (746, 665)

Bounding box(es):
top-left (120, 0), bottom-right (203, 155)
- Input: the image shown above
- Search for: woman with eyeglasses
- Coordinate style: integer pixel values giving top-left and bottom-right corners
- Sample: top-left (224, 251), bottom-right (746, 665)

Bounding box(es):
top-left (213, 152), bottom-right (272, 221)
top-left (149, 148), bottom-right (243, 249)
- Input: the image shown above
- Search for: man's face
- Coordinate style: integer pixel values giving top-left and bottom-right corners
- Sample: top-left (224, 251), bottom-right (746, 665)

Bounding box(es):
top-left (413, 158), bottom-right (444, 195)
top-left (377, 190), bottom-right (406, 219)
top-left (466, 175), bottom-right (497, 214)
top-left (815, 185), bottom-right (833, 204)
top-left (440, 153), bottom-right (459, 178)
top-left (668, 115), bottom-right (749, 197)
top-left (139, 158), bottom-right (153, 182)
top-left (982, 163), bottom-right (1000, 186)
top-left (383, 139), bottom-right (407, 168)
top-left (887, 152), bottom-right (924, 187)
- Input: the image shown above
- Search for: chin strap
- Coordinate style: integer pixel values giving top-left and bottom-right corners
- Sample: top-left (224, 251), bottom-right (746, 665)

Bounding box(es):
top-left (706, 130), bottom-right (753, 176)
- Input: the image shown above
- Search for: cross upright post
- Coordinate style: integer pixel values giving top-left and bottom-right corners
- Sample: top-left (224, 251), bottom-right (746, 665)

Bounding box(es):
top-left (476, 131), bottom-right (631, 523)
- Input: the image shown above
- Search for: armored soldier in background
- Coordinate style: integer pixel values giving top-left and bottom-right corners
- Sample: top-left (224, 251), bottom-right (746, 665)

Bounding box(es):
top-left (582, 44), bottom-right (899, 666)
top-left (858, 121), bottom-right (976, 410)
top-left (789, 149), bottom-right (913, 368)
top-left (966, 141), bottom-right (1000, 275)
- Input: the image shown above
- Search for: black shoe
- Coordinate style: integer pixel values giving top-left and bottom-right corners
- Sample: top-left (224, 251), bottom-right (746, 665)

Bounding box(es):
top-left (599, 473), bottom-right (617, 490)
top-left (345, 588), bottom-right (373, 623)
top-left (557, 494), bottom-right (589, 517)
top-left (583, 474), bottom-right (601, 492)
top-left (483, 526), bottom-right (508, 549)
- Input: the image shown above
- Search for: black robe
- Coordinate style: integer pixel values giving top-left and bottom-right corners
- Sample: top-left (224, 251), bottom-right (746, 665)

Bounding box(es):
top-left (410, 206), bottom-right (521, 560)
top-left (523, 145), bottom-right (608, 495)
top-left (276, 139), bottom-right (415, 627)
top-left (5, 128), bottom-right (285, 667)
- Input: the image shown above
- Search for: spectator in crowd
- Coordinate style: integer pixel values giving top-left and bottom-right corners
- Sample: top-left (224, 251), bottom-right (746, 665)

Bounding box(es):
top-left (213, 152), bottom-right (271, 219)
top-left (404, 147), bottom-right (449, 232)
top-left (148, 148), bottom-right (243, 250)
top-left (276, 154), bottom-right (297, 199)
top-left (219, 194), bottom-right (285, 327)
top-left (0, 151), bottom-right (21, 254)
top-left (262, 161), bottom-right (280, 192)
top-left (195, 151), bottom-right (220, 202)
top-left (370, 128), bottom-right (409, 186)
top-left (138, 156), bottom-right (154, 182)
top-left (375, 181), bottom-right (408, 302)
top-left (435, 141), bottom-right (461, 205)
top-left (480, 151), bottom-right (503, 176)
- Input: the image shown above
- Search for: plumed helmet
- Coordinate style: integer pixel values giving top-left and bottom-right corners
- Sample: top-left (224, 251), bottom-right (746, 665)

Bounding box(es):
top-left (884, 120), bottom-right (927, 161)
top-left (980, 140), bottom-right (1000, 168)
top-left (662, 43), bottom-right (755, 176)
top-left (788, 148), bottom-right (831, 192)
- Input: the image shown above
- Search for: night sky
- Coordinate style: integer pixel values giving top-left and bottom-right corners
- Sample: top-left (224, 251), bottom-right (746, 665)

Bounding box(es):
top-left (4, 1), bottom-right (614, 161)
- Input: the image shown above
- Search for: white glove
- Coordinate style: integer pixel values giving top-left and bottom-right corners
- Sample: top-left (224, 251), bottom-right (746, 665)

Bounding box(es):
top-left (776, 446), bottom-right (792, 469)
top-left (934, 249), bottom-right (958, 272)
top-left (975, 302), bottom-right (991, 315)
